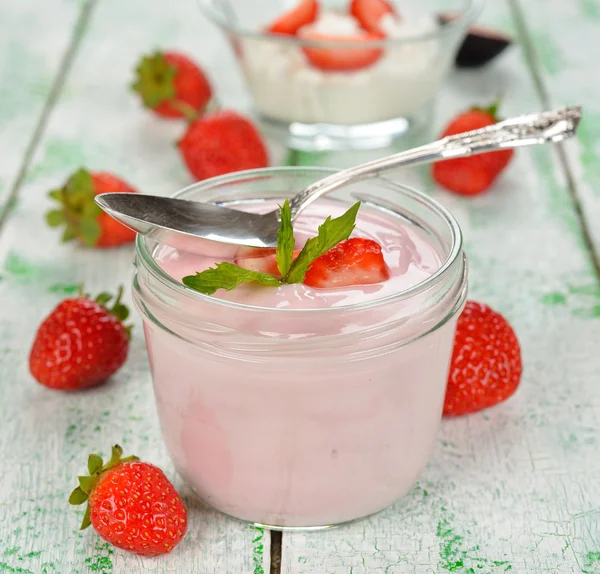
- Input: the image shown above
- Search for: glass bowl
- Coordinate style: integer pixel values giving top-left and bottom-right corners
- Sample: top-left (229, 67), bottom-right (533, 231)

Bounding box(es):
top-left (198, 0), bottom-right (482, 150)
top-left (133, 167), bottom-right (468, 529)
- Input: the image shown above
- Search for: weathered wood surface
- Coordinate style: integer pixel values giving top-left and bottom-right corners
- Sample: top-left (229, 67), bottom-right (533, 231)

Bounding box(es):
top-left (0, 0), bottom-right (85, 210)
top-left (515, 0), bottom-right (600, 273)
top-left (0, 0), bottom-right (599, 573)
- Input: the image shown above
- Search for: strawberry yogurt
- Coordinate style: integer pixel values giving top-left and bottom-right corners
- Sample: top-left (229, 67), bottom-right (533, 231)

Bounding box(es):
top-left (133, 168), bottom-right (467, 528)
top-left (238, 12), bottom-right (450, 126)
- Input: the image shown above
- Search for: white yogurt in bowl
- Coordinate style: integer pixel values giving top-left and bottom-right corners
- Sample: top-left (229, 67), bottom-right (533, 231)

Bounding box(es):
top-left (239, 12), bottom-right (448, 126)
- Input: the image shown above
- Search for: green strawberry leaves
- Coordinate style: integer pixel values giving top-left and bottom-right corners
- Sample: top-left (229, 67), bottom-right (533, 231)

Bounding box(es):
top-left (87, 454), bottom-right (103, 475)
top-left (472, 97), bottom-right (504, 122)
top-left (182, 200), bottom-right (361, 295)
top-left (69, 445), bottom-right (139, 530)
top-left (46, 168), bottom-right (103, 247)
top-left (74, 285), bottom-right (132, 336)
top-left (131, 52), bottom-right (177, 109)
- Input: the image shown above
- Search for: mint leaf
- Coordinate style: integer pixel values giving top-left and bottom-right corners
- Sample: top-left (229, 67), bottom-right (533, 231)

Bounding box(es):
top-left (285, 202), bottom-right (360, 284)
top-left (276, 200), bottom-right (294, 278)
top-left (183, 262), bottom-right (281, 295)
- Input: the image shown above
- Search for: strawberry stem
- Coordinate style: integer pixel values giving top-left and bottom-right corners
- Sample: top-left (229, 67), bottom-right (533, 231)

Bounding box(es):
top-left (473, 97), bottom-right (504, 121)
top-left (170, 100), bottom-right (201, 123)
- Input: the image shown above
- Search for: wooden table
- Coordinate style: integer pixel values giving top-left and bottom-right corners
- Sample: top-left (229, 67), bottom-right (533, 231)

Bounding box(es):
top-left (1, 0), bottom-right (599, 572)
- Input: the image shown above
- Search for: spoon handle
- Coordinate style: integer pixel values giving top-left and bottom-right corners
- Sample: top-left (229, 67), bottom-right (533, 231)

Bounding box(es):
top-left (288, 106), bottom-right (582, 219)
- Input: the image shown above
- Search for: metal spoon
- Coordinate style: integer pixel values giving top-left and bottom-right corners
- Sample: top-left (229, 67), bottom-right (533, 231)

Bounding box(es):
top-left (96, 106), bottom-right (581, 255)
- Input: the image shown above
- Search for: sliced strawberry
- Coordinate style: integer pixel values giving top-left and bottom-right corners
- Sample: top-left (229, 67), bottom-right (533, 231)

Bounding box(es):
top-left (303, 238), bottom-right (390, 288)
top-left (300, 30), bottom-right (384, 72)
top-left (267, 0), bottom-right (319, 36)
top-left (350, 0), bottom-right (397, 34)
top-left (235, 249), bottom-right (300, 279)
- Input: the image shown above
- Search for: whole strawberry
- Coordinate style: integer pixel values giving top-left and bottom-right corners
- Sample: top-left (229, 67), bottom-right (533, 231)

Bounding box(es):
top-left (132, 51), bottom-right (212, 120)
top-left (177, 110), bottom-right (269, 181)
top-left (444, 300), bottom-right (522, 416)
top-left (46, 168), bottom-right (138, 248)
top-left (432, 103), bottom-right (514, 196)
top-left (29, 287), bottom-right (130, 391)
top-left (69, 445), bottom-right (187, 557)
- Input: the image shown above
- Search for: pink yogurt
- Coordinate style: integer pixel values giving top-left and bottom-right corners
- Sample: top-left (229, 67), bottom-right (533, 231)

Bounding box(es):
top-left (133, 169), bottom-right (467, 528)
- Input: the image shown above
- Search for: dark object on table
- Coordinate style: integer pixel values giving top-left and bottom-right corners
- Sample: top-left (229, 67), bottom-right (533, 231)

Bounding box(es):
top-left (439, 13), bottom-right (512, 68)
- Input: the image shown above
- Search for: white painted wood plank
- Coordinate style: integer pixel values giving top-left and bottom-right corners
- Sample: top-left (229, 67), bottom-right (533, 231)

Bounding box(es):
top-left (280, 1), bottom-right (600, 571)
top-left (0, 0), bottom-right (84, 208)
top-left (0, 0), bottom-right (271, 572)
top-left (515, 0), bottom-right (600, 265)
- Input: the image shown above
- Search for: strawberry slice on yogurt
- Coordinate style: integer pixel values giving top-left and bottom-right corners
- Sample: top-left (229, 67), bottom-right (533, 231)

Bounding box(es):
top-left (268, 0), bottom-right (319, 36)
top-left (300, 30), bottom-right (384, 72)
top-left (350, 0), bottom-right (399, 34)
top-left (299, 12), bottom-right (384, 72)
top-left (303, 238), bottom-right (390, 288)
top-left (235, 248), bottom-right (300, 279)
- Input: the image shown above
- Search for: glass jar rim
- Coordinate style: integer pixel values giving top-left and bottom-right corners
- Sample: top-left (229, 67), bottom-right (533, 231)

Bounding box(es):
top-left (197, 0), bottom-right (484, 47)
top-left (136, 166), bottom-right (464, 314)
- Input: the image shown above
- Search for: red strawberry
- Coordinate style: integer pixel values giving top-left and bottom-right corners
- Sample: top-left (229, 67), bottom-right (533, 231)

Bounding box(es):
top-left (268, 0), bottom-right (319, 35)
top-left (432, 104), bottom-right (514, 196)
top-left (69, 445), bottom-right (187, 557)
top-left (350, 0), bottom-right (397, 34)
top-left (29, 287), bottom-right (130, 391)
top-left (300, 30), bottom-right (384, 72)
top-left (443, 301), bottom-right (522, 416)
top-left (178, 111), bottom-right (269, 181)
top-left (235, 248), bottom-right (301, 278)
top-left (303, 238), bottom-right (390, 288)
top-left (46, 168), bottom-right (138, 248)
top-left (132, 51), bottom-right (212, 120)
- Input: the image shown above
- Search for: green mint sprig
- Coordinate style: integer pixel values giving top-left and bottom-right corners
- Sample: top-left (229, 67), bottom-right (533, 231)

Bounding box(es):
top-left (182, 200), bottom-right (360, 295)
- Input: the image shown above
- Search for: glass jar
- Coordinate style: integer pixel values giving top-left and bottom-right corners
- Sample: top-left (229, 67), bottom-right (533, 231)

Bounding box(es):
top-left (133, 167), bottom-right (467, 529)
top-left (198, 0), bottom-right (483, 151)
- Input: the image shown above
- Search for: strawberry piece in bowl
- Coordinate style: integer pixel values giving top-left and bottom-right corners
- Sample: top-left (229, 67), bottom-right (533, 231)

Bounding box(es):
top-left (268, 0), bottom-right (319, 35)
top-left (303, 237), bottom-right (390, 288)
top-left (234, 247), bottom-right (300, 279)
top-left (235, 248), bottom-right (279, 277)
top-left (350, 0), bottom-right (398, 34)
top-left (299, 29), bottom-right (384, 72)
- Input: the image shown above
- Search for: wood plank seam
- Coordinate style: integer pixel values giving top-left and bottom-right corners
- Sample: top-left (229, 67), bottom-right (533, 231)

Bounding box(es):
top-left (0, 0), bottom-right (98, 237)
top-left (270, 530), bottom-right (282, 574)
top-left (507, 0), bottom-right (600, 281)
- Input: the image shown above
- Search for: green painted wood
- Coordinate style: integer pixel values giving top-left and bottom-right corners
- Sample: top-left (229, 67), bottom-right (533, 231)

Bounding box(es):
top-left (278, 0), bottom-right (600, 572)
